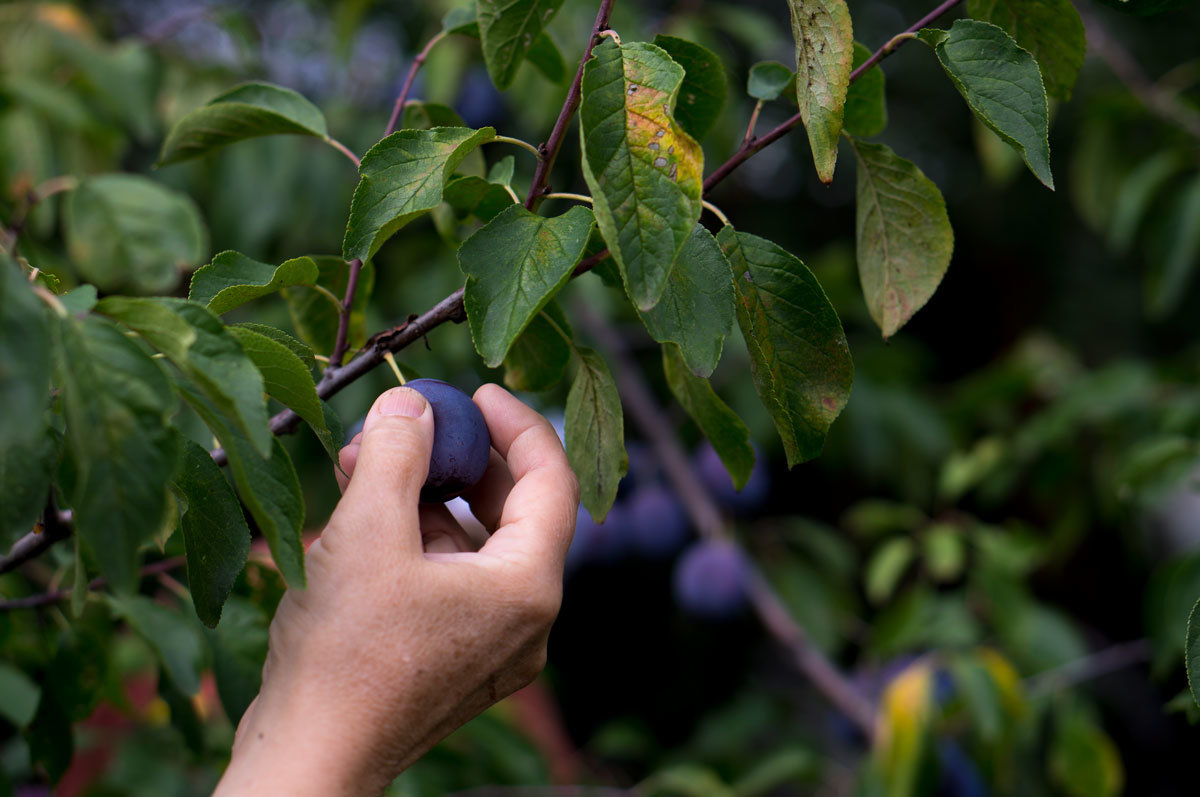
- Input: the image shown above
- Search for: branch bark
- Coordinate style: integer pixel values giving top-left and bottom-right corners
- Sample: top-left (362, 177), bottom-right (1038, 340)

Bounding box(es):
top-left (570, 303), bottom-right (877, 742)
top-left (0, 556), bottom-right (185, 611)
top-left (328, 257), bottom-right (364, 369)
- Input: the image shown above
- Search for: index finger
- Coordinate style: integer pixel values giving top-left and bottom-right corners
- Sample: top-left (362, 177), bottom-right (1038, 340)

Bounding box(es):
top-left (471, 384), bottom-right (579, 568)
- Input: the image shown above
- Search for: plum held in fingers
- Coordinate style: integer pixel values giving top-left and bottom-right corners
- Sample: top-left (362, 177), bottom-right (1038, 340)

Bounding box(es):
top-left (405, 379), bottom-right (491, 502)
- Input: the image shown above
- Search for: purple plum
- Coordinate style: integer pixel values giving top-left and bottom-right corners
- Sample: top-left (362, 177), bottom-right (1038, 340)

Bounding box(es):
top-left (405, 379), bottom-right (491, 503)
top-left (693, 442), bottom-right (769, 514)
top-left (672, 539), bottom-right (751, 618)
top-left (566, 504), bottom-right (632, 572)
top-left (628, 485), bottom-right (691, 559)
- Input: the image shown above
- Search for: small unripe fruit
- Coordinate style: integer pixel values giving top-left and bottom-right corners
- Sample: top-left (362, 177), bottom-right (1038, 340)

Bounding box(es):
top-left (405, 379), bottom-right (491, 503)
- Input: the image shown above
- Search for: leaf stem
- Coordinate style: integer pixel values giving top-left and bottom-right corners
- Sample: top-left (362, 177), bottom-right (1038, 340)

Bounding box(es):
top-left (523, 0), bottom-right (617, 210)
top-left (325, 137), bottom-right (362, 168)
top-left (384, 30), bottom-right (447, 137)
top-left (33, 286), bottom-right (68, 317)
top-left (742, 99), bottom-right (763, 147)
top-left (309, 282), bottom-right (343, 311)
top-left (502, 183), bottom-right (522, 204)
top-left (703, 0), bottom-right (965, 194)
top-left (329, 257), bottom-right (364, 368)
top-left (491, 135), bottom-right (544, 160)
top-left (543, 192), bottom-right (594, 205)
top-left (701, 200), bottom-right (730, 227)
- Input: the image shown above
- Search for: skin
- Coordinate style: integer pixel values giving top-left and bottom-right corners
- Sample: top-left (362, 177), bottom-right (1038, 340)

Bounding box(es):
top-left (214, 384), bottom-right (580, 796)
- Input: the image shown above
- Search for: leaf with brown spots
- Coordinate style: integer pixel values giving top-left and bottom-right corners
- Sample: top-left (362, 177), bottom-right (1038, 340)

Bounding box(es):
top-left (580, 37), bottom-right (704, 311)
top-left (788, 0), bottom-right (854, 184)
top-left (717, 226), bottom-right (853, 467)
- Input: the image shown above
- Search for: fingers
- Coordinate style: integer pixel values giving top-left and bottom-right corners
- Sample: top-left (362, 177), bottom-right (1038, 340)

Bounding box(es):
top-left (457, 449), bottom-right (515, 532)
top-left (329, 387), bottom-right (435, 556)
top-left (335, 431), bottom-right (364, 493)
top-left (418, 504), bottom-right (478, 554)
top-left (471, 384), bottom-right (579, 568)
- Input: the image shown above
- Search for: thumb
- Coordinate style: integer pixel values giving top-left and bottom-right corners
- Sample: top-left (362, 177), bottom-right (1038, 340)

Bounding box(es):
top-left (336, 386), bottom-right (435, 549)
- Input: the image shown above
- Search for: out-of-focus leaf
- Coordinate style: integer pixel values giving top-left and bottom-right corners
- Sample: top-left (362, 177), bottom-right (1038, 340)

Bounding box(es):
top-left (866, 537), bottom-right (916, 604)
top-left (503, 302), bottom-right (572, 392)
top-left (174, 439), bottom-right (251, 628)
top-left (460, 204), bottom-right (594, 367)
top-left (65, 174), bottom-right (207, 294)
top-left (566, 348), bottom-right (627, 522)
top-left (283, 256), bottom-right (374, 357)
top-left (580, 37), bottom-right (704, 311)
top-left (1146, 173), bottom-right (1200, 319)
top-left (652, 35), bottom-right (727, 141)
top-left (662, 343), bottom-right (755, 490)
top-left (444, 174), bottom-right (517, 222)
top-left (923, 523), bottom-right (966, 582)
top-left (966, 0), bottom-right (1086, 100)
top-left (787, 0), bottom-right (854, 183)
top-left (0, 662), bottom-right (40, 727)
top-left (158, 82), bottom-right (329, 165)
top-left (208, 596), bottom-right (268, 726)
top-left (638, 225), bottom-right (735, 378)
top-left (189, 251), bottom-right (319, 315)
top-left (1109, 151), bottom-right (1186, 254)
top-left (1147, 553), bottom-right (1200, 675)
top-left (1049, 703), bottom-right (1124, 797)
top-left (843, 42), bottom-right (886, 137)
top-left (848, 138), bottom-right (954, 338)
top-left (342, 126), bottom-right (495, 263)
top-left (477, 0), bottom-right (565, 90)
top-left (641, 764), bottom-right (735, 797)
top-left (918, 20), bottom-right (1053, 189)
top-left (875, 660), bottom-right (934, 797)
top-left (0, 421), bottom-right (58, 550)
top-left (527, 31), bottom-right (567, 83)
top-left (109, 596), bottom-right (205, 696)
top-left (718, 226), bottom-right (853, 467)
top-left (96, 297), bottom-right (271, 458)
top-left (57, 317), bottom-right (178, 593)
top-left (747, 61), bottom-right (793, 101)
top-left (58, 284), bottom-right (97, 314)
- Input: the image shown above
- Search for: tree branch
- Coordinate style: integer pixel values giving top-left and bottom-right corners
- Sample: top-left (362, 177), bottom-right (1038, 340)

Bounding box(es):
top-left (523, 0), bottom-right (616, 209)
top-left (1024, 638), bottom-right (1151, 699)
top-left (703, 0), bottom-right (965, 193)
top-left (384, 30), bottom-right (448, 138)
top-left (0, 556), bottom-right (185, 611)
top-left (328, 257), bottom-right (364, 369)
top-left (0, 505), bottom-right (72, 576)
top-left (570, 302), bottom-right (877, 742)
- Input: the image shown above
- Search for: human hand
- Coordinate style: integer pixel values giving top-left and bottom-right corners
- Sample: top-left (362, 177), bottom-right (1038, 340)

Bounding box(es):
top-left (215, 384), bottom-right (579, 796)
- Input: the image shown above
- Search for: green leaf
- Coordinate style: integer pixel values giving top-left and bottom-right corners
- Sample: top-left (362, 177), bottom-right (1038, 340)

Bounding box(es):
top-left (528, 31), bottom-right (568, 83)
top-left (1187, 597), bottom-right (1200, 708)
top-left (232, 323), bottom-right (316, 371)
top-left (443, 4), bottom-right (479, 35)
top-left (0, 423), bottom-right (59, 550)
top-left (158, 81), bottom-right (329, 166)
top-left (966, 0), bottom-right (1086, 100)
top-left (747, 61), bottom-right (794, 101)
top-left (1109, 151), bottom-right (1186, 254)
top-left (848, 138), bottom-right (954, 338)
top-left (444, 174), bottom-right (517, 222)
top-left (637, 224), bottom-right (735, 378)
top-left (175, 440), bottom-right (251, 628)
top-left (661, 343), bottom-right (754, 490)
top-left (1147, 173), bottom-right (1200, 319)
top-left (208, 596), bottom-right (268, 726)
top-left (96, 297), bottom-right (272, 458)
top-left (503, 302), bottom-right (572, 392)
top-left (398, 103), bottom-right (485, 178)
top-left (477, 0), bottom-right (565, 90)
top-left (566, 348), bottom-right (627, 522)
top-left (460, 204), bottom-right (595, 367)
top-left (109, 596), bottom-right (205, 696)
top-left (843, 42), bottom-right (887, 137)
top-left (180, 381), bottom-right (306, 588)
top-left (227, 324), bottom-right (336, 460)
top-left (652, 35), bottom-right (728, 141)
top-left (0, 255), bottom-right (50, 453)
top-left (57, 317), bottom-right (178, 593)
top-left (59, 284), bottom-right (98, 315)
top-left (342, 126), bottom-right (496, 263)
top-left (787, 0), bottom-right (854, 184)
top-left (717, 227), bottom-right (853, 467)
top-left (918, 20), bottom-right (1054, 189)
top-left (866, 537), bottom-right (916, 604)
top-left (1049, 704), bottom-right (1124, 797)
top-left (283, 257), bottom-right (374, 356)
top-left (488, 155), bottom-right (516, 186)
top-left (64, 174), bottom-right (208, 294)
top-left (189, 251), bottom-right (320, 315)
top-left (580, 38), bottom-right (705, 311)
top-left (0, 662), bottom-right (40, 728)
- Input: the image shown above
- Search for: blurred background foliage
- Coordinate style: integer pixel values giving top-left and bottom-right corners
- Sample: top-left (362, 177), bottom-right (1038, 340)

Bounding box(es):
top-left (2, 0), bottom-right (1200, 794)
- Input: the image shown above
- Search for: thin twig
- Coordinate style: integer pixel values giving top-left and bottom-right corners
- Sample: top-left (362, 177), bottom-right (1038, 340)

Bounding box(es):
top-left (329, 258), bottom-right (364, 369)
top-left (384, 30), bottom-right (448, 137)
top-left (325, 137), bottom-right (362, 168)
top-left (523, 0), bottom-right (617, 209)
top-left (703, 0), bottom-right (965, 193)
top-left (1080, 7), bottom-right (1200, 140)
top-left (0, 557), bottom-right (186, 611)
top-left (570, 302), bottom-right (877, 742)
top-left (0, 506), bottom-right (72, 576)
top-left (1024, 639), bottom-right (1151, 699)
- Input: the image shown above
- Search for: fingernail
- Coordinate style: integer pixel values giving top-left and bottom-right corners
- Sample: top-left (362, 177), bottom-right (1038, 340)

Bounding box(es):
top-left (378, 387), bottom-right (427, 417)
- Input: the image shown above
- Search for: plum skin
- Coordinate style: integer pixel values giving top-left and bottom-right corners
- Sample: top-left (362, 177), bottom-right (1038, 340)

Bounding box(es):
top-left (405, 379), bottom-right (491, 502)
top-left (672, 539), bottom-right (750, 618)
